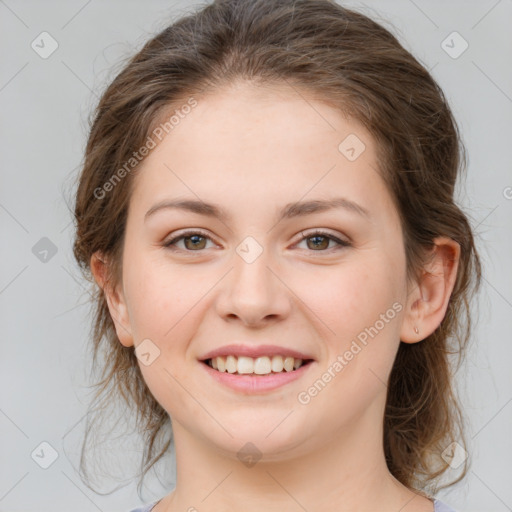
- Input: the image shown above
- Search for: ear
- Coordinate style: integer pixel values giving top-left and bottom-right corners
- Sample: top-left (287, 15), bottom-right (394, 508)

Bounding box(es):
top-left (90, 251), bottom-right (134, 347)
top-left (400, 236), bottom-right (460, 343)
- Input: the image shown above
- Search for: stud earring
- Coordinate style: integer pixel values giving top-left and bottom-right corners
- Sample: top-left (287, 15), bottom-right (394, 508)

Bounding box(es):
top-left (414, 326), bottom-right (419, 334)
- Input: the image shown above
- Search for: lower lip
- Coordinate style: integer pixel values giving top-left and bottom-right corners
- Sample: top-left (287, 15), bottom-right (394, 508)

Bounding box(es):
top-left (200, 360), bottom-right (315, 393)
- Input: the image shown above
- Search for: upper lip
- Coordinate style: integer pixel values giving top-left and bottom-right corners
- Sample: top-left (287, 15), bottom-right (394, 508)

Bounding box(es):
top-left (200, 344), bottom-right (315, 361)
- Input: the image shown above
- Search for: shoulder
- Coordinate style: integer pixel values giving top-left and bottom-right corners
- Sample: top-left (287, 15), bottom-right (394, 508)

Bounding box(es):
top-left (127, 502), bottom-right (158, 512)
top-left (434, 498), bottom-right (458, 512)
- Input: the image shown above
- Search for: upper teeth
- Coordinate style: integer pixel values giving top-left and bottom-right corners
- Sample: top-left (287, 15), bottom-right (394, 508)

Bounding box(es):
top-left (209, 355), bottom-right (304, 375)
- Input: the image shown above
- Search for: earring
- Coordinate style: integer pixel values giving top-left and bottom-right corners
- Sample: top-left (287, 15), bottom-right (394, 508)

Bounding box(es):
top-left (414, 326), bottom-right (419, 334)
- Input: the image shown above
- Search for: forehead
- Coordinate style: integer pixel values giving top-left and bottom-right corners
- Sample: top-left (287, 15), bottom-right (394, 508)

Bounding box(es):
top-left (129, 81), bottom-right (396, 227)
top-left (179, 81), bottom-right (365, 147)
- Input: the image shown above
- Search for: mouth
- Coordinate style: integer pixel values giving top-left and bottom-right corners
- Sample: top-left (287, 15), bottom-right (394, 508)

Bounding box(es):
top-left (202, 355), bottom-right (314, 375)
top-left (198, 344), bottom-right (316, 393)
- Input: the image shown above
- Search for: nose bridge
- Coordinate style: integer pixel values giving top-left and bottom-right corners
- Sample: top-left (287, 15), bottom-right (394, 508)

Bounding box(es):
top-left (217, 235), bottom-right (290, 324)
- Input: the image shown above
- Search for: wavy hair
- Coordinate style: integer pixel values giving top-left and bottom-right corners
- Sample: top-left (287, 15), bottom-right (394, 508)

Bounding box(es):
top-left (72, 0), bottom-right (482, 498)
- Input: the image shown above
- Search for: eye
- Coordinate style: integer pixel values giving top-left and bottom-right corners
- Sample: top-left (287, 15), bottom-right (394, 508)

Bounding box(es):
top-left (163, 229), bottom-right (351, 253)
top-left (295, 230), bottom-right (351, 252)
top-left (163, 230), bottom-right (216, 251)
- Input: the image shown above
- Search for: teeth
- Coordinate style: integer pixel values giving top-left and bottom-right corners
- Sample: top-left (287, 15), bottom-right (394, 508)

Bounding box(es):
top-left (217, 356), bottom-right (226, 372)
top-left (254, 356), bottom-right (271, 374)
top-left (284, 356), bottom-right (294, 372)
top-left (208, 355), bottom-right (306, 375)
top-left (271, 355), bottom-right (284, 372)
top-left (237, 356), bottom-right (254, 374)
top-left (226, 355), bottom-right (237, 373)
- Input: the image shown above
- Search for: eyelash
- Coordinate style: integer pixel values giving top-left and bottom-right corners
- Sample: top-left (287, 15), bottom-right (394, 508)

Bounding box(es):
top-left (163, 229), bottom-right (351, 254)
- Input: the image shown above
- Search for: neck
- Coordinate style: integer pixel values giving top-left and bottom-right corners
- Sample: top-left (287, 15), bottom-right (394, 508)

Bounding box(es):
top-left (158, 395), bottom-right (432, 512)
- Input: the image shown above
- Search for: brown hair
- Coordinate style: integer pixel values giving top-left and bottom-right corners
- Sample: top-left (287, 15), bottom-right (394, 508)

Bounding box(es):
top-left (72, 0), bottom-right (482, 498)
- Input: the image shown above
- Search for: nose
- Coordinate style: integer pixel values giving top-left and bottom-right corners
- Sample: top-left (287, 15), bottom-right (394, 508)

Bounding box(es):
top-left (215, 243), bottom-right (291, 328)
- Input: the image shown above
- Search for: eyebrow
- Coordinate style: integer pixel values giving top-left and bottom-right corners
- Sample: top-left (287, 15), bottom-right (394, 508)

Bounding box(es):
top-left (144, 196), bottom-right (371, 223)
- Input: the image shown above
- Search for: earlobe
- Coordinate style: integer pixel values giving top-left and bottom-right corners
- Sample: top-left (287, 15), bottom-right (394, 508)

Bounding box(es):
top-left (400, 237), bottom-right (460, 344)
top-left (90, 251), bottom-right (134, 348)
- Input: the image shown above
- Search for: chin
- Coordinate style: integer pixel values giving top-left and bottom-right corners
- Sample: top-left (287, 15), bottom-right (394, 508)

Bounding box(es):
top-left (200, 414), bottom-right (313, 459)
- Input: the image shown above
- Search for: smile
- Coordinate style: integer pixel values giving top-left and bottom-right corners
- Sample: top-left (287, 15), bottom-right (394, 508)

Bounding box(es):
top-left (200, 357), bottom-right (315, 393)
top-left (205, 355), bottom-right (312, 375)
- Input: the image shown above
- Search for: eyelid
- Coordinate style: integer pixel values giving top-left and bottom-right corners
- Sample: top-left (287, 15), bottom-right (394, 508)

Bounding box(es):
top-left (295, 228), bottom-right (350, 245)
top-left (292, 229), bottom-right (351, 253)
top-left (163, 228), bottom-right (217, 247)
top-left (163, 228), bottom-right (351, 252)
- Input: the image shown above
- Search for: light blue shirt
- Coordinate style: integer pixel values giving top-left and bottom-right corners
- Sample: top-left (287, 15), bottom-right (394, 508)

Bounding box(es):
top-left (129, 498), bottom-right (458, 511)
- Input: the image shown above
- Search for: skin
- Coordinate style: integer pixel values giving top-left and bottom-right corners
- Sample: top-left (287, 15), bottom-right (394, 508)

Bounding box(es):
top-left (91, 81), bottom-right (460, 512)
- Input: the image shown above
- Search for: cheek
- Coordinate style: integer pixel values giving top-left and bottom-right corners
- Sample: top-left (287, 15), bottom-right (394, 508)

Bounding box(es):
top-left (122, 249), bottom-right (178, 338)
top-left (122, 256), bottom-right (208, 416)
top-left (293, 253), bottom-right (404, 390)
top-left (290, 254), bottom-right (403, 341)
top-left (123, 252), bottom-right (219, 351)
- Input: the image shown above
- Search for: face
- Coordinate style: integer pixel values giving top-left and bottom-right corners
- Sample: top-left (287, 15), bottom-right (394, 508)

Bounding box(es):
top-left (110, 81), bottom-right (411, 460)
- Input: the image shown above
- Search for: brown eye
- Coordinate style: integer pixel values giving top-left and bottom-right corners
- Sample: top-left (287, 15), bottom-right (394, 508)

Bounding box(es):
top-left (164, 230), bottom-right (214, 251)
top-left (296, 230), bottom-right (351, 252)
top-left (183, 234), bottom-right (207, 250)
top-left (306, 235), bottom-right (331, 250)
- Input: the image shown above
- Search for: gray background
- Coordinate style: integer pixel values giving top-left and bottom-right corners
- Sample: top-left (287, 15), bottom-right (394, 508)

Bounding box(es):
top-left (1, 0), bottom-right (511, 511)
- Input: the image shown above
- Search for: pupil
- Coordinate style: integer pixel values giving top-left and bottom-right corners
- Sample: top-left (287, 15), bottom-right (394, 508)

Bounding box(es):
top-left (186, 235), bottom-right (205, 250)
top-left (309, 236), bottom-right (328, 250)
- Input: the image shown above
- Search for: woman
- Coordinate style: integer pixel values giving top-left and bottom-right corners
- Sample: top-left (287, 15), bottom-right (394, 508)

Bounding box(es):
top-left (72, 1), bottom-right (481, 510)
